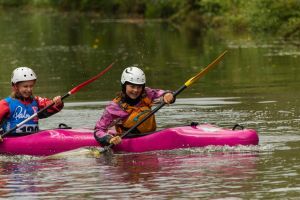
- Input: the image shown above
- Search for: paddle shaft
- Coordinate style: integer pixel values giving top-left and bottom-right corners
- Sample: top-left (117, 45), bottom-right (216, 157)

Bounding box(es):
top-left (103, 51), bottom-right (227, 151)
top-left (120, 85), bottom-right (185, 138)
top-left (1, 62), bottom-right (114, 138)
top-left (1, 93), bottom-right (69, 138)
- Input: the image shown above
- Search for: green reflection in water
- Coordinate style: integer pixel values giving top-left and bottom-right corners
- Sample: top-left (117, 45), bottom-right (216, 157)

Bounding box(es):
top-left (1, 9), bottom-right (300, 200)
top-left (0, 9), bottom-right (299, 103)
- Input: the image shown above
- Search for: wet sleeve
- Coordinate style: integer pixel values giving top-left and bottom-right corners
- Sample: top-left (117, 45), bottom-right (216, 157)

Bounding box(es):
top-left (145, 87), bottom-right (175, 103)
top-left (35, 96), bottom-right (64, 119)
top-left (94, 102), bottom-right (127, 145)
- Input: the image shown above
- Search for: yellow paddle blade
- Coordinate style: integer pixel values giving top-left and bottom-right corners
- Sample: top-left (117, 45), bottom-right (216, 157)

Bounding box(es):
top-left (185, 50), bottom-right (227, 87)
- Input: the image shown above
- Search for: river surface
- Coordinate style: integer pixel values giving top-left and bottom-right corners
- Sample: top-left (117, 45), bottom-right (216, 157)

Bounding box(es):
top-left (0, 9), bottom-right (300, 199)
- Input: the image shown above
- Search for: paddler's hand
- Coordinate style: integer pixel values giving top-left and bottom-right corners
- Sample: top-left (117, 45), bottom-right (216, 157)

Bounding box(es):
top-left (109, 136), bottom-right (122, 145)
top-left (52, 96), bottom-right (63, 106)
top-left (163, 92), bottom-right (175, 104)
top-left (0, 135), bottom-right (3, 143)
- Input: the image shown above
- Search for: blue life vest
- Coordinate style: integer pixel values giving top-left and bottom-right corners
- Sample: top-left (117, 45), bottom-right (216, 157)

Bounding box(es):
top-left (2, 97), bottom-right (39, 135)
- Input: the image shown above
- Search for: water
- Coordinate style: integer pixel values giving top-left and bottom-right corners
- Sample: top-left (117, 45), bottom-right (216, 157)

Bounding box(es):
top-left (1, 9), bottom-right (300, 199)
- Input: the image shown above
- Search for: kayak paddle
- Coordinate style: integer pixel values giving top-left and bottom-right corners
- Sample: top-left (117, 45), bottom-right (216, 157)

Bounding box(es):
top-left (1, 62), bottom-right (114, 139)
top-left (101, 50), bottom-right (227, 153)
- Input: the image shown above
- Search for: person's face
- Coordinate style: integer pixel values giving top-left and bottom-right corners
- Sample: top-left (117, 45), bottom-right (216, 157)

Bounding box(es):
top-left (14, 80), bottom-right (35, 98)
top-left (125, 84), bottom-right (143, 99)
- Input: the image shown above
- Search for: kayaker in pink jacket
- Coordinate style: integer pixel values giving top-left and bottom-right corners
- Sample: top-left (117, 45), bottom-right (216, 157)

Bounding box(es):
top-left (94, 66), bottom-right (175, 146)
top-left (0, 67), bottom-right (63, 142)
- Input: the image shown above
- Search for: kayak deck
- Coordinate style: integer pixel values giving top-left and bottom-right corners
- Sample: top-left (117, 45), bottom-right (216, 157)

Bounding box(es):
top-left (115, 124), bottom-right (259, 152)
top-left (0, 124), bottom-right (259, 156)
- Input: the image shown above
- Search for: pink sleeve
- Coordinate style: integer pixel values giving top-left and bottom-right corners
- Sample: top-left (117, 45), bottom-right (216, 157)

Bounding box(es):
top-left (94, 101), bottom-right (128, 138)
top-left (0, 100), bottom-right (10, 123)
top-left (145, 87), bottom-right (169, 100)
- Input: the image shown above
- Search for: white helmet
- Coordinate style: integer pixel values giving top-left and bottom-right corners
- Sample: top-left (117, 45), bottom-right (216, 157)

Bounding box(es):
top-left (11, 67), bottom-right (37, 84)
top-left (121, 66), bottom-right (146, 85)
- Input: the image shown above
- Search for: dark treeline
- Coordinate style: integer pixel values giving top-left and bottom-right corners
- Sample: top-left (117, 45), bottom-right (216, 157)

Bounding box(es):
top-left (1, 0), bottom-right (300, 38)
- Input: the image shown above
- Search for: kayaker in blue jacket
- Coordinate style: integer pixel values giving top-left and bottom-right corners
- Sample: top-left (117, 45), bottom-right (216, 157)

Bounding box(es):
top-left (94, 66), bottom-right (175, 146)
top-left (0, 67), bottom-right (64, 142)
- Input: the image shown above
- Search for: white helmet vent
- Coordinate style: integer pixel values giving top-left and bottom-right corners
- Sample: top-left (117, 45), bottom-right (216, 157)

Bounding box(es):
top-left (11, 67), bottom-right (37, 84)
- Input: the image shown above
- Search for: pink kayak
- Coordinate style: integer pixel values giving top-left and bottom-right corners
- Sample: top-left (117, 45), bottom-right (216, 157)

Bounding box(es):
top-left (0, 124), bottom-right (259, 156)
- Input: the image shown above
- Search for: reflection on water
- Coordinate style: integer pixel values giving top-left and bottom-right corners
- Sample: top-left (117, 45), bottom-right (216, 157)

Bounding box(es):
top-left (1, 147), bottom-right (298, 199)
top-left (97, 152), bottom-right (259, 199)
top-left (0, 8), bottom-right (300, 199)
top-left (0, 150), bottom-right (260, 199)
top-left (1, 10), bottom-right (300, 101)
top-left (0, 85), bottom-right (300, 198)
top-left (1, 96), bottom-right (299, 198)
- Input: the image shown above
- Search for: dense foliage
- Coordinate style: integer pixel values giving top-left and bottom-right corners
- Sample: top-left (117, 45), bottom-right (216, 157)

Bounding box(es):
top-left (0, 0), bottom-right (299, 38)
